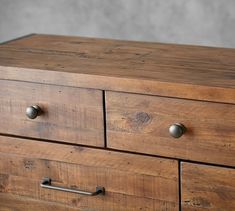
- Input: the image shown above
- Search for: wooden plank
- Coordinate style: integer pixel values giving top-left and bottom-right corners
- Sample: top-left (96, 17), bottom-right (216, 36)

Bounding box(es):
top-left (0, 80), bottom-right (104, 147)
top-left (0, 34), bottom-right (234, 104)
top-left (0, 135), bottom-right (179, 210)
top-left (106, 91), bottom-right (235, 167)
top-left (181, 162), bottom-right (235, 210)
top-left (0, 193), bottom-right (79, 211)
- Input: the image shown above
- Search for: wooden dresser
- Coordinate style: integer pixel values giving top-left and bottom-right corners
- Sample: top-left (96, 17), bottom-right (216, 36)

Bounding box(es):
top-left (0, 34), bottom-right (234, 211)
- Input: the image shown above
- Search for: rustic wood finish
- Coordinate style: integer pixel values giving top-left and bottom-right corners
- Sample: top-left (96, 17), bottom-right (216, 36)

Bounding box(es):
top-left (0, 34), bottom-right (234, 104)
top-left (0, 193), bottom-right (79, 211)
top-left (0, 34), bottom-right (234, 209)
top-left (181, 162), bottom-right (235, 210)
top-left (106, 91), bottom-right (235, 167)
top-left (0, 136), bottom-right (179, 211)
top-left (0, 80), bottom-right (104, 146)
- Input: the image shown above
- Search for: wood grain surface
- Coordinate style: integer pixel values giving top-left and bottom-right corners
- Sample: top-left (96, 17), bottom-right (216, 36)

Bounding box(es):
top-left (0, 80), bottom-right (104, 146)
top-left (106, 91), bottom-right (235, 167)
top-left (181, 162), bottom-right (235, 211)
top-left (0, 193), bottom-right (79, 211)
top-left (0, 34), bottom-right (234, 104)
top-left (0, 135), bottom-right (179, 211)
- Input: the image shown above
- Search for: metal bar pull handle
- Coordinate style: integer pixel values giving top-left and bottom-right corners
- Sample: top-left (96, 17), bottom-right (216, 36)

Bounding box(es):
top-left (40, 177), bottom-right (105, 196)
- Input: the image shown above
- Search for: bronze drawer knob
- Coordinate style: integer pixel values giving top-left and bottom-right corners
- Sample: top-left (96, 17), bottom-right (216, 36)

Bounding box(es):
top-left (169, 123), bottom-right (186, 138)
top-left (26, 105), bottom-right (42, 119)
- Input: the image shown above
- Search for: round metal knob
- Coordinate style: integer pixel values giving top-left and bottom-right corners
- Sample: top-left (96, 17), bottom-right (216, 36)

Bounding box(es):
top-left (26, 105), bottom-right (41, 119)
top-left (169, 123), bottom-right (186, 138)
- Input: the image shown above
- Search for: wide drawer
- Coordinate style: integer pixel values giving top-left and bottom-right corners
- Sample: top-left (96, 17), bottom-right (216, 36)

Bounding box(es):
top-left (106, 91), bottom-right (235, 166)
top-left (0, 193), bottom-right (79, 211)
top-left (181, 162), bottom-right (235, 210)
top-left (0, 136), bottom-right (179, 211)
top-left (0, 80), bottom-right (104, 146)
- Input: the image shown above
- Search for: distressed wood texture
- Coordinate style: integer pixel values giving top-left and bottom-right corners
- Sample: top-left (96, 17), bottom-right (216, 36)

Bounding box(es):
top-left (0, 136), bottom-right (179, 211)
top-left (0, 80), bottom-right (104, 146)
top-left (181, 162), bottom-right (235, 211)
top-left (0, 193), bottom-right (79, 211)
top-left (106, 91), bottom-right (235, 167)
top-left (0, 34), bottom-right (235, 104)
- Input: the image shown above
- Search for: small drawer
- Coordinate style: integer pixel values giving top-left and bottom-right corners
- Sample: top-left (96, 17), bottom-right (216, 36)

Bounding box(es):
top-left (181, 162), bottom-right (235, 210)
top-left (0, 136), bottom-right (179, 211)
top-left (106, 91), bottom-right (235, 166)
top-left (0, 80), bottom-right (104, 146)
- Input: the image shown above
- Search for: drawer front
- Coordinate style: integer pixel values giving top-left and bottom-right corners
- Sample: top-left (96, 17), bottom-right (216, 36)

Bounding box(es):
top-left (0, 193), bottom-right (78, 211)
top-left (0, 80), bottom-right (104, 146)
top-left (181, 162), bottom-right (235, 210)
top-left (0, 136), bottom-right (179, 211)
top-left (106, 91), bottom-right (235, 166)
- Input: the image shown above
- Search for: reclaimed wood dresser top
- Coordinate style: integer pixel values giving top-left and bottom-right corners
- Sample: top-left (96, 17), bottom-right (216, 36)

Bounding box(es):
top-left (0, 34), bottom-right (234, 104)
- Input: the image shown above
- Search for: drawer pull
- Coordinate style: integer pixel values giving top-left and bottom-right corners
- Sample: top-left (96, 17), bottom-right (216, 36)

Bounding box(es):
top-left (26, 105), bottom-right (42, 119)
top-left (40, 177), bottom-right (105, 196)
top-left (169, 123), bottom-right (186, 138)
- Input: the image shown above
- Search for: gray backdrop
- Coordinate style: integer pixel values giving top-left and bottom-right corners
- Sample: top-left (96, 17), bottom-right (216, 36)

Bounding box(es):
top-left (0, 0), bottom-right (235, 48)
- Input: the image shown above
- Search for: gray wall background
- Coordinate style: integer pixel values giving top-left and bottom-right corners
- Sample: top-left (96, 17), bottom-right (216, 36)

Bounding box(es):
top-left (0, 0), bottom-right (235, 48)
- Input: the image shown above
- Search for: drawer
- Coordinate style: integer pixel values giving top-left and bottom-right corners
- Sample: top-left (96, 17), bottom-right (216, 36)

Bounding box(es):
top-left (0, 136), bottom-right (179, 211)
top-left (181, 162), bottom-right (235, 210)
top-left (0, 80), bottom-right (104, 147)
top-left (106, 91), bottom-right (235, 166)
top-left (0, 193), bottom-right (79, 211)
